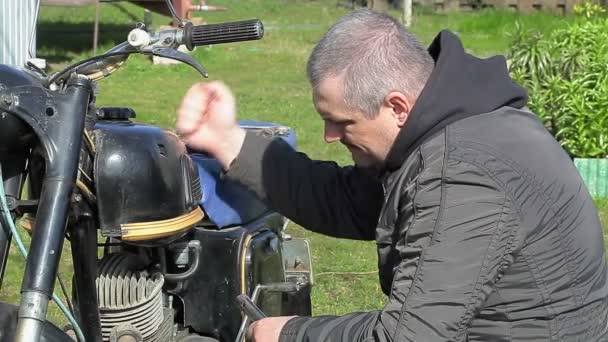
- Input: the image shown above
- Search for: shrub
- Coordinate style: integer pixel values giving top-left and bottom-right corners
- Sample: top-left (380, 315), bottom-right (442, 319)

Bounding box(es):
top-left (508, 8), bottom-right (608, 158)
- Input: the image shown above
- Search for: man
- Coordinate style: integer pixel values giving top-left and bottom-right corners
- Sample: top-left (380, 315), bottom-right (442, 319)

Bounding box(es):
top-left (176, 9), bottom-right (608, 342)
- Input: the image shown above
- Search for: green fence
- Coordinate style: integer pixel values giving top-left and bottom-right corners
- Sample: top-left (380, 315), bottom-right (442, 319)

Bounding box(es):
top-left (575, 158), bottom-right (608, 198)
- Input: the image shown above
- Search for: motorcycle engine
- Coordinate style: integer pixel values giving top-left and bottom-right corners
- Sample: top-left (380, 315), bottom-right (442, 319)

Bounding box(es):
top-left (96, 253), bottom-right (174, 342)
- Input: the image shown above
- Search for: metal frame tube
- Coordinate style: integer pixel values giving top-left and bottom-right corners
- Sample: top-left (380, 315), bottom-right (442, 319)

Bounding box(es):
top-left (0, 151), bottom-right (27, 288)
top-left (0, 203), bottom-right (11, 288)
top-left (70, 218), bottom-right (103, 342)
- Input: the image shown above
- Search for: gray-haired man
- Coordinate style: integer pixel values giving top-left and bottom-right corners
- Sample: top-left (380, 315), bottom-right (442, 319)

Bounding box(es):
top-left (177, 9), bottom-right (608, 342)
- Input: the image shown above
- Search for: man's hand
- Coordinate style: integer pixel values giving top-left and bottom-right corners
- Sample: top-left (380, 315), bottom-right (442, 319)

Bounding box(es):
top-left (248, 316), bottom-right (297, 342)
top-left (176, 81), bottom-right (246, 170)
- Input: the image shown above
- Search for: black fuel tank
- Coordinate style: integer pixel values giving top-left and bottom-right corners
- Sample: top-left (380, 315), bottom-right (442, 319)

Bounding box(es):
top-left (93, 116), bottom-right (202, 241)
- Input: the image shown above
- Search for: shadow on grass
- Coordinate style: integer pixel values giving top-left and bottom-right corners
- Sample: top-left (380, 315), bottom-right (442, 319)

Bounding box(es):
top-left (36, 22), bottom-right (133, 64)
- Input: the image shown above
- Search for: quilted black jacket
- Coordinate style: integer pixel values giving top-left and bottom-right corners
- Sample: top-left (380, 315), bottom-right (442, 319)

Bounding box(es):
top-left (224, 31), bottom-right (608, 341)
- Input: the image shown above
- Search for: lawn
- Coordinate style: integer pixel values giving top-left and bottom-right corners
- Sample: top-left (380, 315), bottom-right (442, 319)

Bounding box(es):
top-left (2, 0), bottom-right (607, 326)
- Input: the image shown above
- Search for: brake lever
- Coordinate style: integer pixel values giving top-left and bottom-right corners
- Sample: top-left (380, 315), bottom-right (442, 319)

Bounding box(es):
top-left (149, 47), bottom-right (208, 78)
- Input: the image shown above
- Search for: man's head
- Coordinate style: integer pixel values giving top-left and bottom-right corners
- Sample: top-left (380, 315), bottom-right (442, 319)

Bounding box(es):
top-left (307, 9), bottom-right (433, 167)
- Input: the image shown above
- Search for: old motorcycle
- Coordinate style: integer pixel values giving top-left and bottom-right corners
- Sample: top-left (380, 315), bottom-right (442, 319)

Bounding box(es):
top-left (0, 2), bottom-right (313, 341)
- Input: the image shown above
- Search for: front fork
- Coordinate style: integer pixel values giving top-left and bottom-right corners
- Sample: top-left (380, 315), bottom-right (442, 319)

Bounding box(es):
top-left (15, 180), bottom-right (78, 340)
top-left (0, 76), bottom-right (94, 342)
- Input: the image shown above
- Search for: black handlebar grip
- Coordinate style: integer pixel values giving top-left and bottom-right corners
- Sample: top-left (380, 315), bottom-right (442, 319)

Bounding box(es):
top-left (184, 19), bottom-right (264, 50)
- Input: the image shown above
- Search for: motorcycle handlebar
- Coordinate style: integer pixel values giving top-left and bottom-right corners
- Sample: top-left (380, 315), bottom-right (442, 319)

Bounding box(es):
top-left (183, 19), bottom-right (264, 50)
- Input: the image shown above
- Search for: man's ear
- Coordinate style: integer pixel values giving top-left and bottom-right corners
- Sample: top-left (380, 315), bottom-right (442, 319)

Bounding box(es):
top-left (384, 92), bottom-right (412, 128)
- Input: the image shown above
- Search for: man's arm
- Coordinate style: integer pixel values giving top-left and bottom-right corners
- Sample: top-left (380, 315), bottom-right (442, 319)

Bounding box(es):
top-left (223, 131), bottom-right (383, 240)
top-left (177, 82), bottom-right (382, 240)
top-left (277, 159), bottom-right (522, 341)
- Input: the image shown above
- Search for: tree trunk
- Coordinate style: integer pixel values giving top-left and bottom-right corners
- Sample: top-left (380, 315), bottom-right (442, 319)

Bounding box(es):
top-left (403, 0), bottom-right (412, 26)
top-left (369, 0), bottom-right (390, 11)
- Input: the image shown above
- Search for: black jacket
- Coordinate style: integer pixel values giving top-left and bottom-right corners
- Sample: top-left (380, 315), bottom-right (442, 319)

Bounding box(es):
top-left (224, 31), bottom-right (608, 341)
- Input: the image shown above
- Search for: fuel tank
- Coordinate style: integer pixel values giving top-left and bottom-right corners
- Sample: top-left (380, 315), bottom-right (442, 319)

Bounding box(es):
top-left (93, 110), bottom-right (203, 242)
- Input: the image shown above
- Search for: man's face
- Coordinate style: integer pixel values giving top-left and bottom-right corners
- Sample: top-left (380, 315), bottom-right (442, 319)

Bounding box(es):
top-left (313, 76), bottom-right (406, 168)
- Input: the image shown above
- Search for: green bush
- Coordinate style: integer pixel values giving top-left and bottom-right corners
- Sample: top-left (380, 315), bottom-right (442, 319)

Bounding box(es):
top-left (508, 10), bottom-right (608, 158)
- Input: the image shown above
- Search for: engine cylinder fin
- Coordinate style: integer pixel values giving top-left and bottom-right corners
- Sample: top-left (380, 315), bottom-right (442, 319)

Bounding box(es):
top-left (96, 253), bottom-right (165, 342)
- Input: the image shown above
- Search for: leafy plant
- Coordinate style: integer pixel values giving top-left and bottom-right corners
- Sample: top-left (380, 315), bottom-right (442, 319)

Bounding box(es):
top-left (508, 17), bottom-right (608, 158)
top-left (573, 1), bottom-right (606, 19)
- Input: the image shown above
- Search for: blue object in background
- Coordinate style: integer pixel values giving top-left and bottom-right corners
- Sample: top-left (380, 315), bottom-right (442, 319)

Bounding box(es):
top-left (190, 121), bottom-right (296, 228)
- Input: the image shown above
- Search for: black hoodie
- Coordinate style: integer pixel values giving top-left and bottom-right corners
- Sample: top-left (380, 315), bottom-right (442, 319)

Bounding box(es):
top-left (384, 30), bottom-right (528, 171)
top-left (225, 30), bottom-right (530, 243)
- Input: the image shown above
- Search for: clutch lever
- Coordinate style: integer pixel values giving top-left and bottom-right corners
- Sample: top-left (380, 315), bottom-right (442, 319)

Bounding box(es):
top-left (149, 47), bottom-right (208, 77)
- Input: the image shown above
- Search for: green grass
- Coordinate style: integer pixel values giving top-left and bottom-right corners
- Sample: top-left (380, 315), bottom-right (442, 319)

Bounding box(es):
top-left (2, 0), bottom-right (604, 326)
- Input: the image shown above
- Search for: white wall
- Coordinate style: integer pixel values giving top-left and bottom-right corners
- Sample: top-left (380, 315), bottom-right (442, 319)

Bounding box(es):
top-left (0, 0), bottom-right (39, 67)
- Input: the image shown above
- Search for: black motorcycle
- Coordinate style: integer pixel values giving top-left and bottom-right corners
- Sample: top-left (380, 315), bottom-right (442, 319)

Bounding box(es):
top-left (0, 2), bottom-right (313, 341)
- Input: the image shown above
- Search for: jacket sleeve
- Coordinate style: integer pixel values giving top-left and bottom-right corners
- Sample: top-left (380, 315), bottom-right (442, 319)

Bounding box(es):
top-left (278, 157), bottom-right (522, 342)
top-left (222, 131), bottom-right (383, 240)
